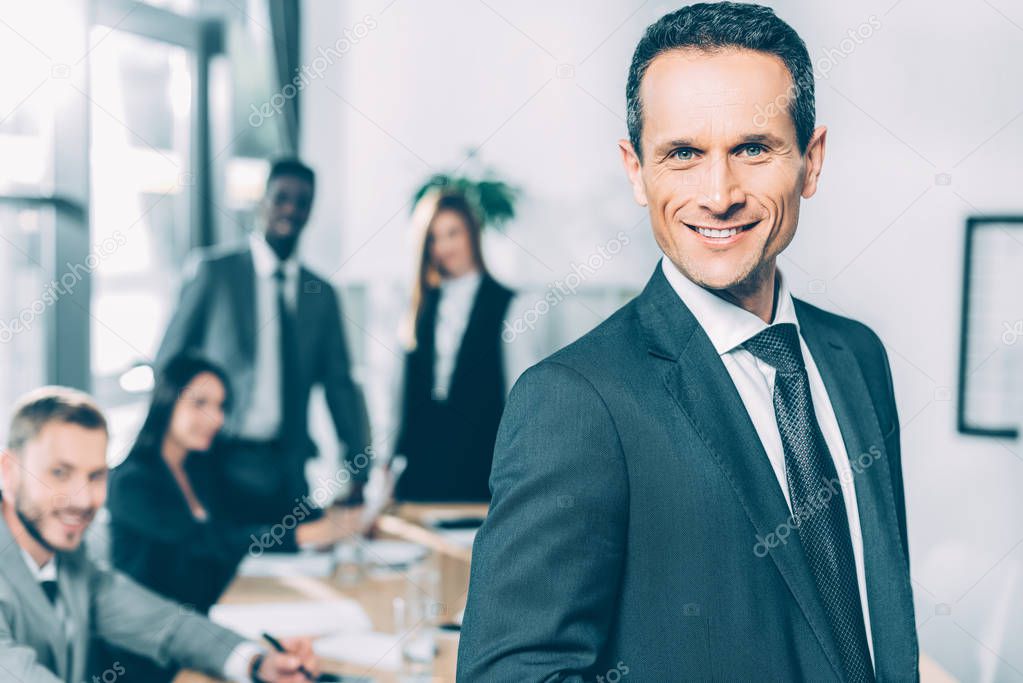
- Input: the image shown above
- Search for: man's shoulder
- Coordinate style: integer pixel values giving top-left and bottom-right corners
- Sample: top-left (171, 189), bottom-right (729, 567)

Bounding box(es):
top-left (298, 265), bottom-right (335, 288)
top-left (177, 243), bottom-right (250, 285)
top-left (793, 297), bottom-right (886, 355)
top-left (190, 242), bottom-right (250, 268)
top-left (520, 297), bottom-right (643, 387)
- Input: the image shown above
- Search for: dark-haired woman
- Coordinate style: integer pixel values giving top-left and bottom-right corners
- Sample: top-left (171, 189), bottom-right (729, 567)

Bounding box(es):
top-left (394, 191), bottom-right (514, 502)
top-left (102, 354), bottom-right (347, 682)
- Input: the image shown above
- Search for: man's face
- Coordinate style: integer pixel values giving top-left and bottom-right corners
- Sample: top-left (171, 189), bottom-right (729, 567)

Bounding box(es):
top-left (3, 423), bottom-right (108, 553)
top-left (261, 175), bottom-right (314, 261)
top-left (621, 48), bottom-right (826, 292)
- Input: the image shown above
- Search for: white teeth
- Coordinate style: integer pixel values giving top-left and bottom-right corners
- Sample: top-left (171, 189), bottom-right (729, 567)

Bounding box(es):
top-left (57, 513), bottom-right (86, 526)
top-left (697, 227), bottom-right (739, 238)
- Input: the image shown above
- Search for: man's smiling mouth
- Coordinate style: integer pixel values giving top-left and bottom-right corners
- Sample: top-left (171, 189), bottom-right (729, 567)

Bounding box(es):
top-left (683, 221), bottom-right (760, 239)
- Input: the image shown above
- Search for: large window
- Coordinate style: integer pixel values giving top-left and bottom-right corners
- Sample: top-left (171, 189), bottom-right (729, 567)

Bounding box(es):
top-left (88, 28), bottom-right (194, 402)
top-left (0, 0), bottom-right (284, 456)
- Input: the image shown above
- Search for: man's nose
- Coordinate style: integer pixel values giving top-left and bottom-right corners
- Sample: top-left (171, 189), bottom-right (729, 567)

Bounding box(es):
top-left (697, 157), bottom-right (745, 215)
top-left (68, 482), bottom-right (92, 510)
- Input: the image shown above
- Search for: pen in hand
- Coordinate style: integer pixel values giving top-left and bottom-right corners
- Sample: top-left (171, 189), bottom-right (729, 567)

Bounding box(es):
top-left (261, 632), bottom-right (316, 682)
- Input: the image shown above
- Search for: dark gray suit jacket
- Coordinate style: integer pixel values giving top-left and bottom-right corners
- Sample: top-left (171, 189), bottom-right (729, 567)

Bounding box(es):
top-left (458, 265), bottom-right (918, 682)
top-left (0, 514), bottom-right (244, 682)
top-left (155, 243), bottom-right (370, 476)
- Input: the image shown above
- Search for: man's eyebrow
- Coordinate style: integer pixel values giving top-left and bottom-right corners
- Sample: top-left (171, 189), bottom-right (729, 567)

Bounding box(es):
top-left (737, 133), bottom-right (786, 146)
top-left (652, 137), bottom-right (700, 156)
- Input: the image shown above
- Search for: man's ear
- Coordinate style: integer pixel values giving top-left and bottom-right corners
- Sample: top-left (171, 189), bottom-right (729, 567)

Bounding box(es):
top-left (800, 125), bottom-right (827, 199)
top-left (618, 139), bottom-right (649, 207)
top-left (0, 449), bottom-right (15, 492)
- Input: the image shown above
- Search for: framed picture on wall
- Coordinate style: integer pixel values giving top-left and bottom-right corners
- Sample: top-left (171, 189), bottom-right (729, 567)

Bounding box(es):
top-left (957, 215), bottom-right (1023, 438)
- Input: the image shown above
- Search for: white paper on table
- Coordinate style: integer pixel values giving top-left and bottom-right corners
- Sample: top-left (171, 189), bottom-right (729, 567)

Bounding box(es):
top-left (437, 528), bottom-right (478, 548)
top-left (237, 549), bottom-right (336, 578)
top-left (335, 539), bottom-right (428, 567)
top-left (313, 631), bottom-right (403, 672)
top-left (209, 599), bottom-right (372, 639)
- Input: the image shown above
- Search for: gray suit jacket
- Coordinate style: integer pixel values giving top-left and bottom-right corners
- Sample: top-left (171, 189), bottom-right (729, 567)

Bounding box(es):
top-left (458, 265), bottom-right (918, 682)
top-left (0, 514), bottom-right (244, 683)
top-left (155, 243), bottom-right (370, 475)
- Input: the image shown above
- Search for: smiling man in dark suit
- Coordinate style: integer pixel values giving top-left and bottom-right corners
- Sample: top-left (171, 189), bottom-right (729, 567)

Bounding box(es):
top-left (458, 3), bottom-right (917, 681)
top-left (156, 159), bottom-right (371, 524)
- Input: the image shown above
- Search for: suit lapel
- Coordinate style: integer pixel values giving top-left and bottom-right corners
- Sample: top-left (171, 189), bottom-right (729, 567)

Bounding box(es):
top-left (59, 551), bottom-right (90, 683)
top-left (449, 275), bottom-right (491, 393)
top-left (0, 520), bottom-right (71, 678)
top-left (294, 269), bottom-right (313, 378)
top-left (637, 267), bottom-right (847, 680)
top-left (795, 301), bottom-right (917, 679)
top-left (233, 250), bottom-right (258, 359)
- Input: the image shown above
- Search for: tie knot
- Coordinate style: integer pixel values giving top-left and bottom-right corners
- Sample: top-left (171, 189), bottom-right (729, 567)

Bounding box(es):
top-left (40, 579), bottom-right (58, 605)
top-left (273, 267), bottom-right (286, 284)
top-left (742, 323), bottom-right (804, 374)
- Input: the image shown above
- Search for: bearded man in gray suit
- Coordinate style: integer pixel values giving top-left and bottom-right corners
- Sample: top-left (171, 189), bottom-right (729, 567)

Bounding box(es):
top-left (0, 386), bottom-right (317, 682)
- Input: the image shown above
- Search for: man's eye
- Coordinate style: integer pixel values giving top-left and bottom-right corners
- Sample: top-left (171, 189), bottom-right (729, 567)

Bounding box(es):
top-left (741, 144), bottom-right (766, 157)
top-left (51, 468), bottom-right (68, 480)
top-left (671, 148), bottom-right (696, 161)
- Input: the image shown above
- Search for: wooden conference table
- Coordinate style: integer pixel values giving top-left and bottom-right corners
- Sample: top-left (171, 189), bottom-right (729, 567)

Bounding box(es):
top-left (175, 503), bottom-right (483, 683)
top-left (175, 502), bottom-right (955, 683)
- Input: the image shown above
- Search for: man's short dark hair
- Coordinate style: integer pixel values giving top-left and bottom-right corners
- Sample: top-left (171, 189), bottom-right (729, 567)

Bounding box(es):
top-left (267, 158), bottom-right (316, 190)
top-left (6, 386), bottom-right (107, 453)
top-left (626, 2), bottom-right (815, 160)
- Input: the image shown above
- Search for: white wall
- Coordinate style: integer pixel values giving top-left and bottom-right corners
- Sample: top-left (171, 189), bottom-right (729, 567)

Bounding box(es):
top-left (301, 1), bottom-right (1023, 679)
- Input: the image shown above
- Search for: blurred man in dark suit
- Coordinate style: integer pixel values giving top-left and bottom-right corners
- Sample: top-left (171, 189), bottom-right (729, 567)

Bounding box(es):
top-left (156, 159), bottom-right (371, 523)
top-left (459, 4), bottom-right (917, 681)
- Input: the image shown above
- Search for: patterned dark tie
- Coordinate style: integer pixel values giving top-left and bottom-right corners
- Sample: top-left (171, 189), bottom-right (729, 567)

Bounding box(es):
top-left (743, 323), bottom-right (875, 682)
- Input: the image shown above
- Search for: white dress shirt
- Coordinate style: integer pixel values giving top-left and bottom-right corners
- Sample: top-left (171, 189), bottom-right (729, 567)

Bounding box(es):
top-left (660, 258), bottom-right (875, 665)
top-left (432, 270), bottom-right (483, 400)
top-left (20, 547), bottom-right (57, 583)
top-left (20, 548), bottom-right (71, 638)
top-left (18, 547), bottom-right (264, 682)
top-left (239, 233), bottom-right (300, 440)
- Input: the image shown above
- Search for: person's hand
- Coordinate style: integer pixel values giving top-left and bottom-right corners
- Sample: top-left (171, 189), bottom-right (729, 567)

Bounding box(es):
top-left (295, 505), bottom-right (364, 548)
top-left (254, 637), bottom-right (319, 682)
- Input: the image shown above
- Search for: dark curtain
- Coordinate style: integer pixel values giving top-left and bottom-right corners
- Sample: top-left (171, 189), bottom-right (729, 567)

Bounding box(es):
top-left (268, 0), bottom-right (301, 154)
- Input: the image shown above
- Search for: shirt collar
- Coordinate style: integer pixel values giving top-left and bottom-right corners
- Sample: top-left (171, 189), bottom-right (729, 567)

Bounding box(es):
top-left (659, 257), bottom-right (798, 356)
top-left (249, 232), bottom-right (299, 279)
top-left (20, 547), bottom-right (57, 582)
top-left (440, 269), bottom-right (482, 295)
